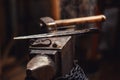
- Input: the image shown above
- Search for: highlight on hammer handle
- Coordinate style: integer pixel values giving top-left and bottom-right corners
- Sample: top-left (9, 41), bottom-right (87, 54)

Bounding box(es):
top-left (48, 15), bottom-right (106, 27)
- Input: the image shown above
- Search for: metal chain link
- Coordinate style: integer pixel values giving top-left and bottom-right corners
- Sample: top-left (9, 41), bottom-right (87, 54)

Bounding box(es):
top-left (56, 62), bottom-right (88, 80)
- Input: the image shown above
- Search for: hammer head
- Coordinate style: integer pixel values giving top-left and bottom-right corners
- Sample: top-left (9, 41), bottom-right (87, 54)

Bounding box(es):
top-left (40, 17), bottom-right (57, 32)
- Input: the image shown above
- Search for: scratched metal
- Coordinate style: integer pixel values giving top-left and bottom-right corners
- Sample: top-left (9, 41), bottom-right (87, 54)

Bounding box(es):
top-left (29, 36), bottom-right (71, 50)
top-left (14, 28), bottom-right (98, 40)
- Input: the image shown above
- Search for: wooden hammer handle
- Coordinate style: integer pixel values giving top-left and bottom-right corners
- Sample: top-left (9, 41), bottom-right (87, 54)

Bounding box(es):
top-left (48, 15), bottom-right (106, 27)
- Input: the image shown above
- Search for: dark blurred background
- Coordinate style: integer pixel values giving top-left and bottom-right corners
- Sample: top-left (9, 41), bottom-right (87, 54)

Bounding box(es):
top-left (0, 0), bottom-right (120, 80)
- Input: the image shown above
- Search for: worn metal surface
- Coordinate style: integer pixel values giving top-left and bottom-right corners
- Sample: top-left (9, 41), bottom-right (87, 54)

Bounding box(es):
top-left (26, 55), bottom-right (56, 80)
top-left (14, 28), bottom-right (98, 40)
top-left (59, 36), bottom-right (74, 76)
top-left (23, 15), bottom-right (106, 80)
top-left (14, 15), bottom-right (105, 40)
top-left (30, 36), bottom-right (71, 50)
top-left (28, 36), bottom-right (74, 78)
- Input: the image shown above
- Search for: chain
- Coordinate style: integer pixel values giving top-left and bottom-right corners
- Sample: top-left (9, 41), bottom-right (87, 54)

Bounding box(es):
top-left (56, 61), bottom-right (88, 80)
